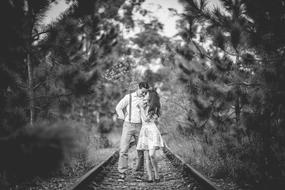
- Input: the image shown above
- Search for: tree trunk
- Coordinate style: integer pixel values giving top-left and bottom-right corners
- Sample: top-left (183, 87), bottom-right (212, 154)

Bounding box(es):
top-left (27, 53), bottom-right (34, 126)
top-left (235, 84), bottom-right (241, 125)
top-left (235, 95), bottom-right (240, 124)
top-left (24, 0), bottom-right (34, 126)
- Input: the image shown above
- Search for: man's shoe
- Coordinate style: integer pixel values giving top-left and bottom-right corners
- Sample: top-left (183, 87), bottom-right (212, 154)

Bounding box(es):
top-left (135, 167), bottom-right (144, 172)
top-left (154, 177), bottom-right (160, 183)
top-left (134, 171), bottom-right (143, 180)
top-left (134, 164), bottom-right (144, 172)
top-left (142, 177), bottom-right (153, 183)
top-left (118, 173), bottom-right (126, 182)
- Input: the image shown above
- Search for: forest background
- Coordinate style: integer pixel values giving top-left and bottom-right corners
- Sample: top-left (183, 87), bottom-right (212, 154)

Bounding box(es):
top-left (0, 0), bottom-right (285, 189)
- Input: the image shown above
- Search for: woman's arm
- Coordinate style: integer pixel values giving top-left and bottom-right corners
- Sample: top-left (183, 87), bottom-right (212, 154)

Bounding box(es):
top-left (150, 113), bottom-right (159, 124)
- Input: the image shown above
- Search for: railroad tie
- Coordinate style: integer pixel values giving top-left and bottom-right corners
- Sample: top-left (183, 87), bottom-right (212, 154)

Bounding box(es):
top-left (70, 146), bottom-right (220, 190)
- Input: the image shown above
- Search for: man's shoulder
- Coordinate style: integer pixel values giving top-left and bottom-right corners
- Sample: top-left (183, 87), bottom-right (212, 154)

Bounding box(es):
top-left (124, 92), bottom-right (141, 100)
top-left (124, 93), bottom-right (131, 98)
top-left (128, 92), bottom-right (137, 97)
top-left (124, 93), bottom-right (132, 97)
top-left (121, 93), bottom-right (133, 101)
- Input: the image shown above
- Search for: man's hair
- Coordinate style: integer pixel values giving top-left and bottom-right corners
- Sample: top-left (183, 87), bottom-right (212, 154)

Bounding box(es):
top-left (138, 82), bottom-right (149, 89)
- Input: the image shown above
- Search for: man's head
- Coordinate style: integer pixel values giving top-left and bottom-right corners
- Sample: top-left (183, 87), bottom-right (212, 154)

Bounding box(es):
top-left (136, 82), bottom-right (149, 97)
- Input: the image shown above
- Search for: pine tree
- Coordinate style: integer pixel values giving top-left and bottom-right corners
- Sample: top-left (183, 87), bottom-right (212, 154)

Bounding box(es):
top-left (176, 0), bottom-right (285, 187)
top-left (0, 0), bottom-right (138, 184)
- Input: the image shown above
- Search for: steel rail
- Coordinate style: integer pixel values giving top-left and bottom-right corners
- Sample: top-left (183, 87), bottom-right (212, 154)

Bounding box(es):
top-left (68, 146), bottom-right (221, 190)
top-left (69, 150), bottom-right (119, 190)
top-left (163, 145), bottom-right (221, 190)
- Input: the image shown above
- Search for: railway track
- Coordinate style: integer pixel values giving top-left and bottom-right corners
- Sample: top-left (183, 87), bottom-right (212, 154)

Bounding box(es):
top-left (69, 145), bottom-right (221, 190)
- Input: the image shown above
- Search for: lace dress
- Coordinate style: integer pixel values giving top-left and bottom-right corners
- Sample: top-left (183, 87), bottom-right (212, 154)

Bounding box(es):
top-left (136, 106), bottom-right (164, 150)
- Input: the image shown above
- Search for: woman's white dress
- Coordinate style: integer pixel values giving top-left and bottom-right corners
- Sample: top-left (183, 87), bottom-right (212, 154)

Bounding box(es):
top-left (137, 106), bottom-right (164, 150)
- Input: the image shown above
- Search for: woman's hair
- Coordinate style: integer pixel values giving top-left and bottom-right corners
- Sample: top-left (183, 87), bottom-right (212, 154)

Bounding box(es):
top-left (147, 89), bottom-right (161, 117)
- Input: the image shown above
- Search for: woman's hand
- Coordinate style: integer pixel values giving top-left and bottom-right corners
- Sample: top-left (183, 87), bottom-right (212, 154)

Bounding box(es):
top-left (145, 117), bottom-right (151, 122)
top-left (138, 99), bottom-right (147, 108)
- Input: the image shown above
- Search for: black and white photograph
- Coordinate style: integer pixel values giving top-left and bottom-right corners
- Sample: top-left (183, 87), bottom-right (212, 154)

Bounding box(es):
top-left (0, 0), bottom-right (285, 189)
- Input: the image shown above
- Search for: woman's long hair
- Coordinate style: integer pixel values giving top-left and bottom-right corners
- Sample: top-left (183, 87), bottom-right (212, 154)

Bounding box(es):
top-left (147, 89), bottom-right (161, 117)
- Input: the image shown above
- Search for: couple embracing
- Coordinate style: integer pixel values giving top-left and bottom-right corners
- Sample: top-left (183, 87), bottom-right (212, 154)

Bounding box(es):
top-left (115, 82), bottom-right (164, 183)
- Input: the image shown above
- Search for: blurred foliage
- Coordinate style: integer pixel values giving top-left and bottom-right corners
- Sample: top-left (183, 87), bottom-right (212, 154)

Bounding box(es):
top-left (0, 0), bottom-right (146, 186)
top-left (171, 0), bottom-right (285, 188)
top-left (2, 0), bottom-right (285, 189)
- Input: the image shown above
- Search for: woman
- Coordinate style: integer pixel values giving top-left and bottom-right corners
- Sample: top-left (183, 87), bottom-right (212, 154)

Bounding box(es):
top-left (136, 89), bottom-right (164, 183)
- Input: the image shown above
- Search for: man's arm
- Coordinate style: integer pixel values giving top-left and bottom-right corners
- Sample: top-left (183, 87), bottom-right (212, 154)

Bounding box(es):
top-left (115, 95), bottom-right (128, 120)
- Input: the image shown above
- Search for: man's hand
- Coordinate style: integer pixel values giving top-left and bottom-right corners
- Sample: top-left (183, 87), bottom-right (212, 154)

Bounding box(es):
top-left (138, 100), bottom-right (147, 108)
top-left (115, 114), bottom-right (124, 125)
top-left (117, 114), bottom-right (124, 120)
top-left (145, 118), bottom-right (151, 122)
top-left (117, 117), bottom-right (124, 126)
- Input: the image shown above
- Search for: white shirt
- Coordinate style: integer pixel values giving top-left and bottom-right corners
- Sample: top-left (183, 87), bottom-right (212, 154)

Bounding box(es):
top-left (115, 92), bottom-right (143, 123)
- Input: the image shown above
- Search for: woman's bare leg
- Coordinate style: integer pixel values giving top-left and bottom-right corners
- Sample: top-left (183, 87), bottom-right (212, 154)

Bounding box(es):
top-left (149, 149), bottom-right (159, 179)
top-left (145, 150), bottom-right (153, 180)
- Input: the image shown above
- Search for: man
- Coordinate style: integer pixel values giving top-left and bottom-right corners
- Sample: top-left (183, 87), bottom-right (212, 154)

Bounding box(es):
top-left (115, 82), bottom-right (149, 181)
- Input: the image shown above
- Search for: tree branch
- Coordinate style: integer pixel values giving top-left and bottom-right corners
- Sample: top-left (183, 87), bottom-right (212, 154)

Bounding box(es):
top-left (227, 82), bottom-right (261, 87)
top-left (32, 30), bottom-right (52, 41)
top-left (160, 96), bottom-right (190, 113)
top-left (33, 80), bottom-right (47, 90)
top-left (29, 93), bottom-right (73, 101)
